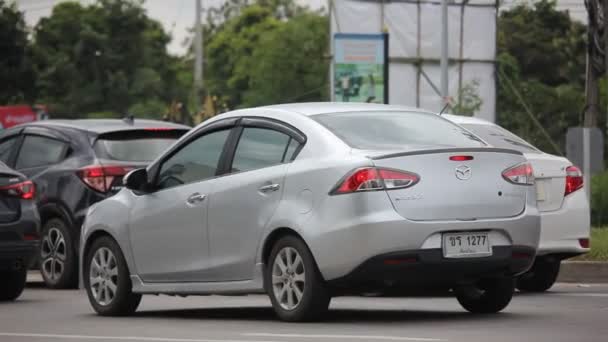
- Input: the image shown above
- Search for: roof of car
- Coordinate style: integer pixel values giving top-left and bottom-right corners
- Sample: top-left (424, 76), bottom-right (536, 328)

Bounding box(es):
top-left (262, 102), bottom-right (435, 116)
top-left (442, 114), bottom-right (494, 125)
top-left (19, 119), bottom-right (190, 134)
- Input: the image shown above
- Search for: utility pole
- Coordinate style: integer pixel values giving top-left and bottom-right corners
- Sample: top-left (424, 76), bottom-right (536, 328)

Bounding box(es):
top-left (194, 0), bottom-right (204, 112)
top-left (440, 0), bottom-right (449, 105)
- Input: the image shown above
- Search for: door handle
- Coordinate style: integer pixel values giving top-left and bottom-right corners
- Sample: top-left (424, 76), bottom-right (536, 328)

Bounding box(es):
top-left (186, 193), bottom-right (206, 205)
top-left (258, 183), bottom-right (280, 193)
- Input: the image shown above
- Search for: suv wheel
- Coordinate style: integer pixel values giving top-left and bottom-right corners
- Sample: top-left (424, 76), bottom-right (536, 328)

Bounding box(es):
top-left (84, 236), bottom-right (141, 316)
top-left (0, 269), bottom-right (27, 301)
top-left (265, 235), bottom-right (330, 322)
top-left (455, 277), bottom-right (515, 314)
top-left (40, 218), bottom-right (77, 289)
top-left (517, 259), bottom-right (560, 293)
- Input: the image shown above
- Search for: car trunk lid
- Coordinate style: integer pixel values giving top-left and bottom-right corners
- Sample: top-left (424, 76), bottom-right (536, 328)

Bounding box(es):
top-left (0, 170), bottom-right (26, 223)
top-left (525, 153), bottom-right (571, 212)
top-left (367, 148), bottom-right (530, 221)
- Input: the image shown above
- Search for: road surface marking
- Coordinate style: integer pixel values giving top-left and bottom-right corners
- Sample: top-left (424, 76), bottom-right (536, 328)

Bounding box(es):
top-left (243, 333), bottom-right (446, 341)
top-left (557, 293), bottom-right (608, 298)
top-left (0, 332), bottom-right (281, 342)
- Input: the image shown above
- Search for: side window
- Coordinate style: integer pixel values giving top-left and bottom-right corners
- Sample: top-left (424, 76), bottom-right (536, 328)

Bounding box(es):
top-left (16, 135), bottom-right (67, 169)
top-left (284, 138), bottom-right (301, 161)
top-left (231, 127), bottom-right (292, 173)
top-left (0, 137), bottom-right (18, 164)
top-left (157, 129), bottom-right (230, 190)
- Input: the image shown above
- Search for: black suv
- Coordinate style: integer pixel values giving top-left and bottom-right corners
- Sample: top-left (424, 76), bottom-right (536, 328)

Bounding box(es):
top-left (0, 162), bottom-right (40, 300)
top-left (0, 119), bottom-right (189, 288)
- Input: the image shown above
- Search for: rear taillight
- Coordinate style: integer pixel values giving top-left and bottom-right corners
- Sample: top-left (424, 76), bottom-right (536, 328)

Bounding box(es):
top-left (0, 180), bottom-right (35, 200)
top-left (78, 165), bottom-right (133, 193)
top-left (565, 165), bottom-right (584, 196)
top-left (502, 162), bottom-right (534, 185)
top-left (331, 167), bottom-right (419, 195)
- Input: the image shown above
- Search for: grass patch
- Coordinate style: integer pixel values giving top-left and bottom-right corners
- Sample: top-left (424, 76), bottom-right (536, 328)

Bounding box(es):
top-left (574, 228), bottom-right (608, 261)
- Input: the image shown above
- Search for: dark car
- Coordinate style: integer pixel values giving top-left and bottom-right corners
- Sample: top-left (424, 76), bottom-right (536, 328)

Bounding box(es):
top-left (0, 162), bottom-right (40, 301)
top-left (0, 118), bottom-right (190, 288)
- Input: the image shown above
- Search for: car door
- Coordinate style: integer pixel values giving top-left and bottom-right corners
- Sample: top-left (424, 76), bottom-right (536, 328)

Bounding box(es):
top-left (128, 126), bottom-right (234, 283)
top-left (207, 118), bottom-right (305, 281)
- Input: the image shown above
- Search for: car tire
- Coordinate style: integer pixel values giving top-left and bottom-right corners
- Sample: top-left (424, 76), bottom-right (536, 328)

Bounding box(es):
top-left (517, 259), bottom-right (560, 293)
top-left (455, 277), bottom-right (515, 314)
top-left (83, 236), bottom-right (141, 316)
top-left (39, 218), bottom-right (78, 289)
top-left (0, 269), bottom-right (27, 301)
top-left (265, 235), bottom-right (331, 322)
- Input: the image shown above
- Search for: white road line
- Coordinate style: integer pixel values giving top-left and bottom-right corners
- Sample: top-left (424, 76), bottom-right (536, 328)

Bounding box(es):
top-left (242, 333), bottom-right (446, 341)
top-left (0, 332), bottom-right (281, 342)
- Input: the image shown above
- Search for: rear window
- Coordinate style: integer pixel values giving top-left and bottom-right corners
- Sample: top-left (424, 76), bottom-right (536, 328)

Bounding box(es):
top-left (94, 130), bottom-right (187, 162)
top-left (314, 111), bottom-right (485, 150)
top-left (460, 123), bottom-right (540, 154)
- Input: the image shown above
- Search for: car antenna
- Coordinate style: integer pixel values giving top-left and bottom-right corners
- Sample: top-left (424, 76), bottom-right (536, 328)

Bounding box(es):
top-left (123, 114), bottom-right (134, 125)
top-left (439, 102), bottom-right (450, 116)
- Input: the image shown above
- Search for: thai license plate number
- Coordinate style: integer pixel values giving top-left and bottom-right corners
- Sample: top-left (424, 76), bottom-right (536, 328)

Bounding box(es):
top-left (442, 232), bottom-right (491, 258)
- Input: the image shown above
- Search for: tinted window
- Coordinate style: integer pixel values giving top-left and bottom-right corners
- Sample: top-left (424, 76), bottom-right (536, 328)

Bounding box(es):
top-left (460, 123), bottom-right (540, 154)
top-left (0, 137), bottom-right (17, 164)
top-left (314, 111), bottom-right (485, 150)
top-left (94, 130), bottom-right (187, 162)
top-left (284, 138), bottom-right (300, 161)
top-left (16, 135), bottom-right (67, 169)
top-left (157, 129), bottom-right (230, 190)
top-left (231, 128), bottom-right (291, 173)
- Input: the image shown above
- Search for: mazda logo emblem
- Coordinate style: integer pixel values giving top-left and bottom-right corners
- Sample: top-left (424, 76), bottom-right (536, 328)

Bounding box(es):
top-left (455, 165), bottom-right (472, 180)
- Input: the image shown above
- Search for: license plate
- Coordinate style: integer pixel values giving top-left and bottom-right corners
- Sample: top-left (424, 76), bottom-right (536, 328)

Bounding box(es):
top-left (442, 232), bottom-right (492, 258)
top-left (536, 181), bottom-right (546, 202)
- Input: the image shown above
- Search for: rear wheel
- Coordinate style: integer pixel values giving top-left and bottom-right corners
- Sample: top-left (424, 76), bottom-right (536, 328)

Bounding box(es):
top-left (517, 259), bottom-right (560, 293)
top-left (0, 269), bottom-right (27, 301)
top-left (455, 277), bottom-right (515, 314)
top-left (40, 218), bottom-right (78, 289)
top-left (265, 235), bottom-right (330, 322)
top-left (84, 236), bottom-right (141, 316)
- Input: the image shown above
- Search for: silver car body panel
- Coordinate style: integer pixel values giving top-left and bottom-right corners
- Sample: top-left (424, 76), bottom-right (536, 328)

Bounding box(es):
top-left (81, 104), bottom-right (541, 295)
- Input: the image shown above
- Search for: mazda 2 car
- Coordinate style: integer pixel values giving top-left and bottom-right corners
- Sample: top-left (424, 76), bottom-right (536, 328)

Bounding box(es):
top-left (445, 114), bottom-right (590, 292)
top-left (0, 162), bottom-right (39, 301)
top-left (81, 103), bottom-right (540, 321)
top-left (0, 118), bottom-right (189, 288)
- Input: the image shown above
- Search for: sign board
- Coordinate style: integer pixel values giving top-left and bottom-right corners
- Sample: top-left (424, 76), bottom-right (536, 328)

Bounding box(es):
top-left (333, 33), bottom-right (388, 104)
top-left (566, 127), bottom-right (604, 175)
top-left (0, 106), bottom-right (38, 129)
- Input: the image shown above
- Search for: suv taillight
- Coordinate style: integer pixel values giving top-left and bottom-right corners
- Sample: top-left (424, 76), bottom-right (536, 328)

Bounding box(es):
top-left (0, 180), bottom-right (35, 200)
top-left (565, 165), bottom-right (584, 196)
top-left (502, 162), bottom-right (534, 185)
top-left (331, 167), bottom-right (420, 195)
top-left (78, 165), bottom-right (133, 193)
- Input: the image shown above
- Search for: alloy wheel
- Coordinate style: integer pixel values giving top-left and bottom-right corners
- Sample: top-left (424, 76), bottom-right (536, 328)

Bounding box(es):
top-left (41, 227), bottom-right (67, 282)
top-left (89, 247), bottom-right (119, 306)
top-left (272, 247), bottom-right (306, 310)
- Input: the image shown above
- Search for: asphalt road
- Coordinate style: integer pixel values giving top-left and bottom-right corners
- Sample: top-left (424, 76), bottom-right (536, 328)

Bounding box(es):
top-left (0, 279), bottom-right (607, 342)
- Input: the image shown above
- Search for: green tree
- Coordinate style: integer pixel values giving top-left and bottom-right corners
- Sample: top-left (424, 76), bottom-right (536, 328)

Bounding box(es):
top-left (204, 1), bottom-right (328, 109)
top-left (496, 0), bottom-right (586, 154)
top-left (0, 1), bottom-right (34, 103)
top-left (30, 0), bottom-right (183, 118)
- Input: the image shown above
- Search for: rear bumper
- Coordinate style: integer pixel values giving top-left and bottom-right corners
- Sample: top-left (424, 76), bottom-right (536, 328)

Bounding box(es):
top-left (0, 241), bottom-right (39, 271)
top-left (328, 246), bottom-right (535, 294)
top-left (537, 189), bottom-right (590, 257)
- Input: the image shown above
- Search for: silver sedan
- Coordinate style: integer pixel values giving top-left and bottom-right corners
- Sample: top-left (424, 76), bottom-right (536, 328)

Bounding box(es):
top-left (80, 103), bottom-right (540, 322)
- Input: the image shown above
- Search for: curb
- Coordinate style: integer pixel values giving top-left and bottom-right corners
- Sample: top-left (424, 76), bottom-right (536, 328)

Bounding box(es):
top-left (557, 261), bottom-right (608, 283)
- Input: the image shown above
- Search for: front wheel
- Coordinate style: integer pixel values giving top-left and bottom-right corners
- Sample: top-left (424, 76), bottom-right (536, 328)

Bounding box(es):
top-left (517, 259), bottom-right (560, 293)
top-left (455, 277), bottom-right (515, 314)
top-left (265, 235), bottom-right (331, 322)
top-left (83, 236), bottom-right (141, 316)
top-left (0, 269), bottom-right (27, 301)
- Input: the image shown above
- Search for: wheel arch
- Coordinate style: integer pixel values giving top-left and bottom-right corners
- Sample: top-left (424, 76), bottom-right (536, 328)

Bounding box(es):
top-left (260, 227), bottom-right (309, 267)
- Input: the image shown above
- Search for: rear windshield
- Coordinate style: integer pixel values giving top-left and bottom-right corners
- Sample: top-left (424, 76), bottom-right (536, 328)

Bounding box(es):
top-left (459, 123), bottom-right (540, 154)
top-left (94, 130), bottom-right (187, 162)
top-left (314, 111), bottom-right (486, 150)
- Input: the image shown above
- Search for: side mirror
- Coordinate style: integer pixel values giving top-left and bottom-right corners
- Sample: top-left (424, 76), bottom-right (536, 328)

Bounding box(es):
top-left (124, 168), bottom-right (149, 192)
